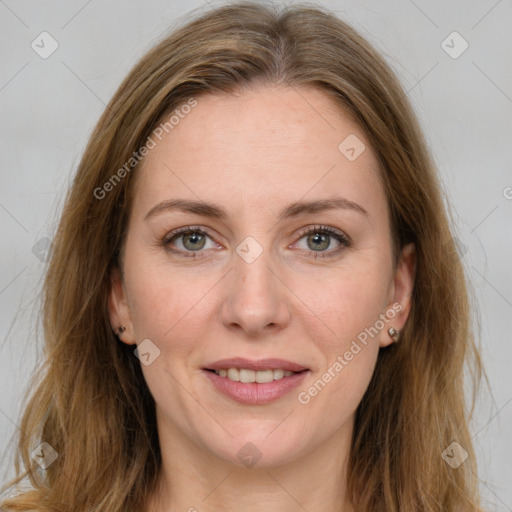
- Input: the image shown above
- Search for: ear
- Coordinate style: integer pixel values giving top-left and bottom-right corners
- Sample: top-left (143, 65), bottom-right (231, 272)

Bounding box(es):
top-left (108, 267), bottom-right (136, 345)
top-left (380, 242), bottom-right (416, 348)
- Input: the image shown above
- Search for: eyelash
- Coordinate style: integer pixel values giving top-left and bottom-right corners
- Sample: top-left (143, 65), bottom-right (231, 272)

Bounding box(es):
top-left (162, 224), bottom-right (351, 260)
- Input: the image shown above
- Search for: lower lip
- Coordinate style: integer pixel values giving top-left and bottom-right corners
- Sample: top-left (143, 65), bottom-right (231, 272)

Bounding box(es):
top-left (203, 370), bottom-right (310, 405)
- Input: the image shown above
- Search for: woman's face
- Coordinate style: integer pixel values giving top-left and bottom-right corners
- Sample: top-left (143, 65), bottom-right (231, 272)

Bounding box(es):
top-left (109, 85), bottom-right (415, 468)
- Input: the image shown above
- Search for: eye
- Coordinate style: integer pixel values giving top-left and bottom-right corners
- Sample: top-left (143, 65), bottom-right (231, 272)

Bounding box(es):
top-left (293, 225), bottom-right (350, 259)
top-left (163, 226), bottom-right (219, 258)
top-left (162, 224), bottom-right (350, 259)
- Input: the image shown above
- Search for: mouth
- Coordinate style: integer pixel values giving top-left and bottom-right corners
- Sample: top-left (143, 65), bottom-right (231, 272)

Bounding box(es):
top-left (204, 367), bottom-right (306, 383)
top-left (202, 358), bottom-right (310, 404)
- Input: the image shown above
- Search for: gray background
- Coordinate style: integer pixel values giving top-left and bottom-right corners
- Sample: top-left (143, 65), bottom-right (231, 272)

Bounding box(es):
top-left (0, 0), bottom-right (511, 509)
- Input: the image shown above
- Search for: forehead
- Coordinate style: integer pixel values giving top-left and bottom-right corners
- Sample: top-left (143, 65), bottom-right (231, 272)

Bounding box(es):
top-left (133, 85), bottom-right (386, 219)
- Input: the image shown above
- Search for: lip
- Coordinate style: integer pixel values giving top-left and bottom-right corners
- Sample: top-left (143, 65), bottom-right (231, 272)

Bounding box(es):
top-left (204, 358), bottom-right (308, 372)
top-left (203, 369), bottom-right (310, 405)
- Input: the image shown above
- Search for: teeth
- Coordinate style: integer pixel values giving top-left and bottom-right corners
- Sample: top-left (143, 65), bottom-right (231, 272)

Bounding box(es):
top-left (273, 369), bottom-right (284, 380)
top-left (255, 369), bottom-right (273, 383)
top-left (213, 368), bottom-right (297, 383)
top-left (227, 368), bottom-right (240, 381)
top-left (239, 369), bottom-right (255, 383)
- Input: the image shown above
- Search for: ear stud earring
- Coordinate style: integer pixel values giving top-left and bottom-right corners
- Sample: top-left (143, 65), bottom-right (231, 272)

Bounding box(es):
top-left (388, 327), bottom-right (400, 342)
top-left (118, 326), bottom-right (127, 334)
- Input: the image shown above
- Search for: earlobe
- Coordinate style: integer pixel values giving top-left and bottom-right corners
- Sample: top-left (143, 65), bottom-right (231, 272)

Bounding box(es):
top-left (108, 267), bottom-right (136, 345)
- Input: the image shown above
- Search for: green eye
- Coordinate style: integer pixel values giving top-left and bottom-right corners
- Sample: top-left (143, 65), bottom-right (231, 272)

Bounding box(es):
top-left (163, 224), bottom-right (350, 259)
top-left (294, 225), bottom-right (350, 259)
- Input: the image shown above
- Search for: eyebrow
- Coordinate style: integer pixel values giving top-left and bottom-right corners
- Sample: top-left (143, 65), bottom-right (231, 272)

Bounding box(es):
top-left (144, 196), bottom-right (368, 222)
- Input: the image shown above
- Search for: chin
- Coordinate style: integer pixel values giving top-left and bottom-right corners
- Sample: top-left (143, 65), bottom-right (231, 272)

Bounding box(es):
top-left (203, 430), bottom-right (307, 470)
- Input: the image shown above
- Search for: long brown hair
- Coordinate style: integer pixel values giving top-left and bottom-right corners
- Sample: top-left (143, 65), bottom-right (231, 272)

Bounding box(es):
top-left (1, 2), bottom-right (486, 510)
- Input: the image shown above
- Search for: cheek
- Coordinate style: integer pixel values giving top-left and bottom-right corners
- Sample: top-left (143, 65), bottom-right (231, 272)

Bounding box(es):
top-left (294, 271), bottom-right (385, 426)
top-left (124, 260), bottom-right (217, 403)
top-left (127, 267), bottom-right (214, 341)
top-left (311, 347), bottom-right (379, 424)
top-left (294, 261), bottom-right (392, 346)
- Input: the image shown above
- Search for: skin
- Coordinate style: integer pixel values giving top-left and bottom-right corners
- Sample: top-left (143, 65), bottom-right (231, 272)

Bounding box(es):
top-left (109, 84), bottom-right (416, 512)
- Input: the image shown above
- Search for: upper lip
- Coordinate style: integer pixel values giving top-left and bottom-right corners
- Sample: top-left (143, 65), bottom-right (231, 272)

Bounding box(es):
top-left (204, 358), bottom-right (308, 372)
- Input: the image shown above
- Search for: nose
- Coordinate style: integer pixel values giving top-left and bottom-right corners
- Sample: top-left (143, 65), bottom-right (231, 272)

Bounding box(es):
top-left (219, 242), bottom-right (292, 338)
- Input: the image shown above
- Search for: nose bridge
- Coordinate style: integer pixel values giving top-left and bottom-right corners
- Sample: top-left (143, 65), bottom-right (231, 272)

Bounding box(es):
top-left (235, 238), bottom-right (273, 292)
top-left (220, 234), bottom-right (290, 334)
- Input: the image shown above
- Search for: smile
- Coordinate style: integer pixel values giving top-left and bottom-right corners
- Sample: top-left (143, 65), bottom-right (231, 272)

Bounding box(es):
top-left (210, 368), bottom-right (297, 383)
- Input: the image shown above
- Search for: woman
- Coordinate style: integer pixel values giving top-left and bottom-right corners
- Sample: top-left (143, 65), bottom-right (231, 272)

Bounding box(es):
top-left (1, 2), bottom-right (485, 511)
